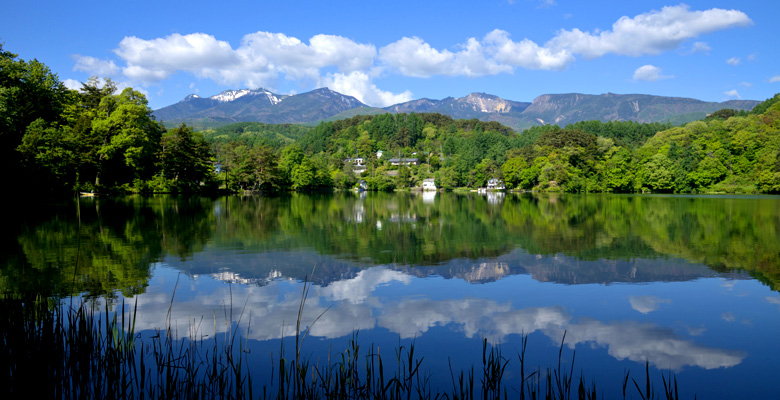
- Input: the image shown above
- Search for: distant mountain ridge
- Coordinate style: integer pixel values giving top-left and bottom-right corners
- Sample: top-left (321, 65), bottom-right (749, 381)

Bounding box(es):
top-left (154, 87), bottom-right (366, 127)
top-left (154, 88), bottom-right (760, 131)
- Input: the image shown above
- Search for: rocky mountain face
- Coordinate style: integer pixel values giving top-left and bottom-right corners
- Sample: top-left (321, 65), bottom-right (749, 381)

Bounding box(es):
top-left (385, 92), bottom-right (530, 116)
top-left (521, 93), bottom-right (759, 126)
top-left (154, 89), bottom-right (760, 131)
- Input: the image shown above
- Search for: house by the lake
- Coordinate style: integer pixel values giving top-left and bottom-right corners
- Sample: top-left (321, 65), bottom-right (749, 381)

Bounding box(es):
top-left (486, 178), bottom-right (505, 190)
top-left (388, 158), bottom-right (419, 166)
top-left (422, 178), bottom-right (437, 191)
top-left (343, 157), bottom-right (365, 166)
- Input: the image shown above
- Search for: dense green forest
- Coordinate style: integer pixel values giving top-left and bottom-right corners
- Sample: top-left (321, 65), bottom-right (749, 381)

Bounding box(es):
top-left (1, 44), bottom-right (216, 195)
top-left (209, 94), bottom-right (780, 194)
top-left (3, 43), bottom-right (780, 195)
top-left (4, 194), bottom-right (779, 299)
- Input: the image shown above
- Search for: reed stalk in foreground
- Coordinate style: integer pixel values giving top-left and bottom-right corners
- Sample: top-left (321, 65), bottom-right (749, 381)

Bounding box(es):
top-left (1, 290), bottom-right (693, 399)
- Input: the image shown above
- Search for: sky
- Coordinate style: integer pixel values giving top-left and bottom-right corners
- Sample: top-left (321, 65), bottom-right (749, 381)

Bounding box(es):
top-left (3, 0), bottom-right (779, 110)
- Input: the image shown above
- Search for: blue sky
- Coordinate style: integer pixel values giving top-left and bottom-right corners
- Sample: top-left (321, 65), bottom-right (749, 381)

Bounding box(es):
top-left (3, 0), bottom-right (779, 110)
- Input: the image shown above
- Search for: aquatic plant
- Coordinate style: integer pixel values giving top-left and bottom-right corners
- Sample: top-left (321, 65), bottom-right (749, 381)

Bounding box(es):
top-left (1, 288), bottom-right (694, 399)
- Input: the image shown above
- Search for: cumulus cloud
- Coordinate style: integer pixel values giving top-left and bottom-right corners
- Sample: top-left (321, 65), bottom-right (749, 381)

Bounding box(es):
top-left (547, 5), bottom-right (752, 58)
top-left (238, 32), bottom-right (376, 80)
top-left (63, 79), bottom-right (82, 90)
top-left (379, 37), bottom-right (458, 78)
top-left (73, 55), bottom-right (119, 76)
top-left (770, 76), bottom-right (780, 83)
top-left (724, 89), bottom-right (741, 99)
top-left (112, 31), bottom-right (378, 88)
top-left (320, 71), bottom-right (413, 107)
top-left (74, 4), bottom-right (751, 106)
top-left (379, 30), bottom-right (572, 78)
top-left (633, 65), bottom-right (673, 81)
top-left (726, 57), bottom-right (741, 66)
top-left (116, 33), bottom-right (238, 82)
top-left (485, 30), bottom-right (573, 70)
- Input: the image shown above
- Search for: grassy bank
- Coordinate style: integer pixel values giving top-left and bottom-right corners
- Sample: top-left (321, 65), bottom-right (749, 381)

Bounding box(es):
top-left (1, 294), bottom-right (687, 399)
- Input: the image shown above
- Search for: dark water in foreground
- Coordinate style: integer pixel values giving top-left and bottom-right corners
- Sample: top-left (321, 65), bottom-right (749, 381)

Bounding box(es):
top-left (3, 192), bottom-right (779, 398)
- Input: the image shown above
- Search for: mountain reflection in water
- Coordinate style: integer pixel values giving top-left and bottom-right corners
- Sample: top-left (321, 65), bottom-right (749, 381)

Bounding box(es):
top-left (2, 193), bottom-right (779, 398)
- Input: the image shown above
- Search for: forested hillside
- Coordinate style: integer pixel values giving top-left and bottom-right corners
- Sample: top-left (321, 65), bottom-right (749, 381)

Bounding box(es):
top-left (4, 43), bottom-right (779, 196)
top-left (209, 94), bottom-right (780, 194)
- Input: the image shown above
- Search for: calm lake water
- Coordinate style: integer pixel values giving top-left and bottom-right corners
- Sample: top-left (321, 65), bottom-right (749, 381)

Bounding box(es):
top-left (3, 192), bottom-right (780, 398)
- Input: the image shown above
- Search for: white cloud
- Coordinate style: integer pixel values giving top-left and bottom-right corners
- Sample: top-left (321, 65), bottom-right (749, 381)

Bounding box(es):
top-left (379, 37), bottom-right (457, 78)
top-left (379, 30), bottom-right (572, 78)
top-left (547, 5), bottom-right (752, 58)
top-left (63, 79), bottom-right (82, 90)
top-left (115, 33), bottom-right (239, 83)
top-left (721, 312), bottom-right (736, 322)
top-left (690, 41), bottom-right (711, 53)
top-left (485, 30), bottom-right (573, 71)
top-left (724, 89), bottom-right (741, 99)
top-left (320, 71), bottom-right (413, 107)
top-left (770, 76), bottom-right (780, 83)
top-left (726, 57), bottom-right (741, 66)
top-left (238, 32), bottom-right (376, 80)
top-left (633, 65), bottom-right (673, 82)
top-left (629, 295), bottom-right (671, 314)
top-left (74, 4), bottom-right (751, 106)
top-left (72, 55), bottom-right (119, 76)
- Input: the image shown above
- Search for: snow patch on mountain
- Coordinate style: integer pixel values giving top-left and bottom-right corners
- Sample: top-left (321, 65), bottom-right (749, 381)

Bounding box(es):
top-left (210, 89), bottom-right (253, 102)
top-left (265, 92), bottom-right (283, 105)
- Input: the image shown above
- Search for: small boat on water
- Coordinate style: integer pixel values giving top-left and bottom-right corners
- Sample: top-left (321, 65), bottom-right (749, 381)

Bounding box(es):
top-left (79, 192), bottom-right (96, 197)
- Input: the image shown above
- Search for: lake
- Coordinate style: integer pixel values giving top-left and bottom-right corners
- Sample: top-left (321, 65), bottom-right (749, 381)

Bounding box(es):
top-left (3, 192), bottom-right (779, 398)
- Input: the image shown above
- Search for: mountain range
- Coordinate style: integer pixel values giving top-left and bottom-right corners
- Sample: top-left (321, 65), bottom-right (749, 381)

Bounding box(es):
top-left (153, 88), bottom-right (761, 131)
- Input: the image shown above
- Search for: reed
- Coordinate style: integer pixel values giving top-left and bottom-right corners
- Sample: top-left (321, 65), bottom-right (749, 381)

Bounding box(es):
top-left (1, 290), bottom-right (696, 399)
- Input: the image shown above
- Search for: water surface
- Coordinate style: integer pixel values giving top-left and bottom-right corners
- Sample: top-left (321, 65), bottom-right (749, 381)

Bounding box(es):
top-left (3, 193), bottom-right (779, 398)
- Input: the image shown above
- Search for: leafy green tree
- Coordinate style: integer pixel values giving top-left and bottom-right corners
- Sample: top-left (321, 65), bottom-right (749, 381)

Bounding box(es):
top-left (502, 156), bottom-right (528, 189)
top-left (436, 166), bottom-right (459, 191)
top-left (278, 144), bottom-right (305, 186)
top-left (291, 157), bottom-right (315, 190)
top-left (159, 124), bottom-right (215, 192)
top-left (395, 166), bottom-right (411, 188)
top-left (643, 153), bottom-right (675, 191)
top-left (1, 44), bottom-right (71, 193)
top-left (91, 87), bottom-right (164, 189)
top-left (17, 119), bottom-right (78, 191)
top-left (602, 147), bottom-right (635, 192)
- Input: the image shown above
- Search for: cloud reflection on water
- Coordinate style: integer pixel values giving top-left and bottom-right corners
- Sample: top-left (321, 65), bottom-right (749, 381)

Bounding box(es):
top-left (629, 295), bottom-right (671, 314)
top-left (124, 265), bottom-right (745, 371)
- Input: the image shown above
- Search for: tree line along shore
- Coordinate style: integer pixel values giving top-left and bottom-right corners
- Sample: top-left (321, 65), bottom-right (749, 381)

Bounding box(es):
top-left (3, 43), bottom-right (780, 197)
